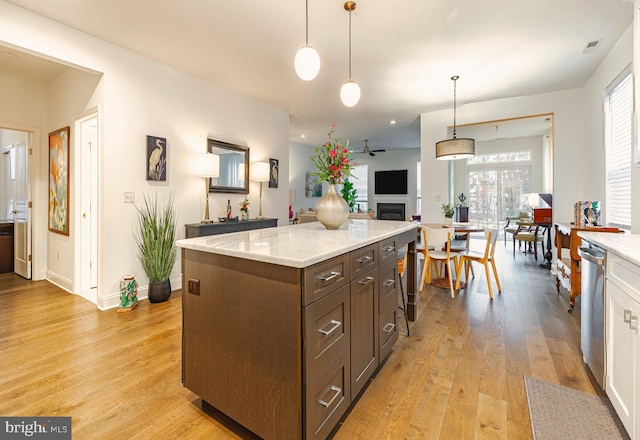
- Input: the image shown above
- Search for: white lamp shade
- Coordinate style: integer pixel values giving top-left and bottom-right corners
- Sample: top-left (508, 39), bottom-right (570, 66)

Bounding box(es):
top-left (340, 80), bottom-right (361, 107)
top-left (253, 161), bottom-right (270, 182)
top-left (435, 138), bottom-right (475, 160)
top-left (294, 45), bottom-right (321, 81)
top-left (196, 153), bottom-right (220, 177)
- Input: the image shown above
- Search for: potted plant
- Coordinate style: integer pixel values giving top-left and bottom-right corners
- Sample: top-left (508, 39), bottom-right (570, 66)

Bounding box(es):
top-left (442, 203), bottom-right (455, 226)
top-left (340, 179), bottom-right (358, 212)
top-left (135, 192), bottom-right (177, 303)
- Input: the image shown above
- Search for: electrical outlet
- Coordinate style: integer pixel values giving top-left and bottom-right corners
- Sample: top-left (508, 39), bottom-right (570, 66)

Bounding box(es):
top-left (124, 192), bottom-right (135, 203)
top-left (187, 278), bottom-right (200, 295)
top-left (434, 194), bottom-right (441, 202)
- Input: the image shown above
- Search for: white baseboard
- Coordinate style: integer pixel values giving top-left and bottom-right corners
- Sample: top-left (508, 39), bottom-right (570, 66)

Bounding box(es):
top-left (46, 270), bottom-right (73, 293)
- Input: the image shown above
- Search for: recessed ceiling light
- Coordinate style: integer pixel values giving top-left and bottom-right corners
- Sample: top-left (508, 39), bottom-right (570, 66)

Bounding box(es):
top-left (300, 134), bottom-right (306, 138)
top-left (389, 120), bottom-right (396, 125)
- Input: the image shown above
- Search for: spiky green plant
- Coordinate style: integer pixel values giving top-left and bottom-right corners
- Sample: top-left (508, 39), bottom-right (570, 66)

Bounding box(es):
top-left (134, 193), bottom-right (177, 282)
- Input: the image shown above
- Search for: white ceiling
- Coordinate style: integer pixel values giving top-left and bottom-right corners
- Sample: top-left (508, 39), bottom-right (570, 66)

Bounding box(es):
top-left (2, 0), bottom-right (634, 150)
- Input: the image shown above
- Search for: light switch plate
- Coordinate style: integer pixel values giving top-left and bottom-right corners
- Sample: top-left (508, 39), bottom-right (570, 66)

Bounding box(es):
top-left (124, 192), bottom-right (135, 203)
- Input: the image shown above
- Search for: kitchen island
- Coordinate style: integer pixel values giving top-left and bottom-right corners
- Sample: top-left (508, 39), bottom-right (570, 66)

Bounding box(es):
top-left (176, 219), bottom-right (418, 440)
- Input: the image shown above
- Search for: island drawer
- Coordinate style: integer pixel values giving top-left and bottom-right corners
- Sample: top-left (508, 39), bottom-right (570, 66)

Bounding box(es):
top-left (304, 284), bottom-right (351, 384)
top-left (303, 254), bottom-right (351, 306)
top-left (305, 346), bottom-right (351, 440)
top-left (378, 236), bottom-right (399, 266)
top-left (378, 259), bottom-right (398, 311)
top-left (351, 244), bottom-right (377, 278)
top-left (607, 253), bottom-right (640, 303)
top-left (379, 306), bottom-right (398, 360)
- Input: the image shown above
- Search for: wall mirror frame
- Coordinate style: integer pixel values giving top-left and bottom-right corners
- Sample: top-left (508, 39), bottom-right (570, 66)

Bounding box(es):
top-left (207, 138), bottom-right (249, 194)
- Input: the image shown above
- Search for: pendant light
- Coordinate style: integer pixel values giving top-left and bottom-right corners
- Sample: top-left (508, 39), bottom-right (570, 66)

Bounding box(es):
top-left (294, 0), bottom-right (321, 81)
top-left (435, 75), bottom-right (475, 160)
top-left (340, 1), bottom-right (360, 107)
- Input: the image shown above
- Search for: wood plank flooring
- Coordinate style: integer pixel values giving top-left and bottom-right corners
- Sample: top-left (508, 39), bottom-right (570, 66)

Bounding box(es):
top-left (0, 242), bottom-right (598, 439)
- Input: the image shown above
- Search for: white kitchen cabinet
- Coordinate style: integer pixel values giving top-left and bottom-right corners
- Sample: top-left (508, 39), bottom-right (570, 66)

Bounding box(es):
top-left (606, 252), bottom-right (640, 439)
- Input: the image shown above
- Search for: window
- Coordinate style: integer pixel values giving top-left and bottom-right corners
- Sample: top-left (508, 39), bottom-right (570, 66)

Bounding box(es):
top-left (466, 153), bottom-right (532, 231)
top-left (351, 164), bottom-right (368, 212)
top-left (605, 68), bottom-right (632, 228)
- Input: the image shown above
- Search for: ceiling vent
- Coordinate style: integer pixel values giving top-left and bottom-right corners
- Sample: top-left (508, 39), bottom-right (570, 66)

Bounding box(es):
top-left (581, 39), bottom-right (603, 54)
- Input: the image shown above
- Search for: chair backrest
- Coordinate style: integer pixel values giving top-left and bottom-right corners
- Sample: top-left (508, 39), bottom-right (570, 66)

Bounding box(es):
top-left (485, 228), bottom-right (499, 258)
top-left (423, 225), bottom-right (453, 254)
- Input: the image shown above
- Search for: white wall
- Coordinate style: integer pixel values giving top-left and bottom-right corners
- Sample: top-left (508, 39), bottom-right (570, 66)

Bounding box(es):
top-left (0, 1), bottom-right (290, 308)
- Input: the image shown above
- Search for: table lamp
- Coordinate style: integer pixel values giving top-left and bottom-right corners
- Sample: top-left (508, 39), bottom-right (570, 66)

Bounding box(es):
top-left (252, 162), bottom-right (270, 219)
top-left (196, 153), bottom-right (220, 224)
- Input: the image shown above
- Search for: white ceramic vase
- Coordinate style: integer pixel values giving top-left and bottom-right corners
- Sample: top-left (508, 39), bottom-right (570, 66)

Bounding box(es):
top-left (444, 217), bottom-right (453, 227)
top-left (315, 184), bottom-right (349, 230)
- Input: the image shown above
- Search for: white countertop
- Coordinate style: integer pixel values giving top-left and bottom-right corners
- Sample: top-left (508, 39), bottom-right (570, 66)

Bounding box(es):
top-left (176, 219), bottom-right (418, 268)
top-left (578, 230), bottom-right (640, 266)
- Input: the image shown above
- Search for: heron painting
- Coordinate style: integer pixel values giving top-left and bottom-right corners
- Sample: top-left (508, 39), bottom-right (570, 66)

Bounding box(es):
top-left (146, 135), bottom-right (167, 181)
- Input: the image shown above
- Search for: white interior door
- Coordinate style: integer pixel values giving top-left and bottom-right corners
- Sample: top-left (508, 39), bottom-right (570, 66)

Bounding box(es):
top-left (13, 140), bottom-right (30, 279)
top-left (79, 115), bottom-right (98, 301)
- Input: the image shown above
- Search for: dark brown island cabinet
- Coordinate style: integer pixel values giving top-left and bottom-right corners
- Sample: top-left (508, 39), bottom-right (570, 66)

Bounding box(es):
top-left (177, 220), bottom-right (418, 440)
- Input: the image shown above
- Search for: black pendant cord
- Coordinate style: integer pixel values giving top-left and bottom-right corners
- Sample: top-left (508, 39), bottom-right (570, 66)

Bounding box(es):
top-left (452, 76), bottom-right (458, 139)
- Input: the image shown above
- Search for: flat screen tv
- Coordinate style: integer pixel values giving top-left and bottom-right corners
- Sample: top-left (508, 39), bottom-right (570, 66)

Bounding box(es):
top-left (374, 169), bottom-right (408, 195)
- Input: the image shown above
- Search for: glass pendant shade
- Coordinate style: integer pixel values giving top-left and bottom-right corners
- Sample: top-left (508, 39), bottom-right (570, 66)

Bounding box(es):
top-left (340, 80), bottom-right (361, 107)
top-left (435, 138), bottom-right (475, 160)
top-left (294, 45), bottom-right (320, 81)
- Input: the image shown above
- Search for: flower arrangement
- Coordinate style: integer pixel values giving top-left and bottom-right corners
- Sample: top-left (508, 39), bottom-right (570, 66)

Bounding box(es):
top-left (310, 124), bottom-right (355, 184)
top-left (239, 198), bottom-right (250, 213)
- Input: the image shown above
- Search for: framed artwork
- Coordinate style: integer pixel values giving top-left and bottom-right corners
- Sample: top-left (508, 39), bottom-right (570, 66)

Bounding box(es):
top-left (269, 158), bottom-right (279, 188)
top-left (49, 126), bottom-right (70, 235)
top-left (147, 135), bottom-right (167, 181)
top-left (305, 171), bottom-right (322, 197)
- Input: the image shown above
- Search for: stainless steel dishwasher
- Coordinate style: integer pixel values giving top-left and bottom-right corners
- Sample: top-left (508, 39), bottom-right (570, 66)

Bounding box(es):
top-left (578, 243), bottom-right (606, 389)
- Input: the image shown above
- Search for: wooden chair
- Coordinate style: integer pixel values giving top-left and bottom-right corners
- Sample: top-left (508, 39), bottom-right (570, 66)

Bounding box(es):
top-left (504, 212), bottom-right (532, 246)
top-left (420, 225), bottom-right (458, 299)
top-left (397, 246), bottom-right (410, 336)
top-left (515, 224), bottom-right (544, 260)
top-left (455, 228), bottom-right (502, 299)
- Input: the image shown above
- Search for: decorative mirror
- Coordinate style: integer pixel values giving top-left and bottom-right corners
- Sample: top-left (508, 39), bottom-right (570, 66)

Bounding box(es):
top-left (207, 138), bottom-right (249, 193)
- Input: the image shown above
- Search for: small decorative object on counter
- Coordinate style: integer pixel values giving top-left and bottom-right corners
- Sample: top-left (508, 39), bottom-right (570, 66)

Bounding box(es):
top-left (442, 203), bottom-right (454, 226)
top-left (310, 124), bottom-right (354, 229)
top-left (226, 199), bottom-right (232, 219)
top-left (239, 198), bottom-right (250, 221)
top-left (118, 275), bottom-right (138, 313)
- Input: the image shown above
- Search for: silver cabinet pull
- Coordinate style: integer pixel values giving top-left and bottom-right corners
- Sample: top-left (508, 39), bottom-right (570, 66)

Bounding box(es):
top-left (356, 255), bottom-right (373, 264)
top-left (318, 385), bottom-right (341, 408)
top-left (382, 245), bottom-right (396, 254)
top-left (317, 271), bottom-right (340, 282)
top-left (631, 315), bottom-right (639, 331)
top-left (382, 279), bottom-right (395, 287)
top-left (383, 322), bottom-right (396, 333)
top-left (318, 320), bottom-right (341, 336)
top-left (358, 276), bottom-right (374, 286)
top-left (624, 309), bottom-right (632, 323)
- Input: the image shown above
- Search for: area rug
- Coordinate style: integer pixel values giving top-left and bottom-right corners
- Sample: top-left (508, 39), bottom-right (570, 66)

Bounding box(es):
top-left (524, 375), bottom-right (630, 440)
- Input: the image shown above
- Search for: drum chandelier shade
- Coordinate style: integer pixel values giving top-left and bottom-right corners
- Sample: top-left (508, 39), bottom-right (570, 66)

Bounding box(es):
top-left (435, 75), bottom-right (475, 160)
top-left (294, 0), bottom-right (320, 81)
top-left (340, 1), bottom-right (360, 107)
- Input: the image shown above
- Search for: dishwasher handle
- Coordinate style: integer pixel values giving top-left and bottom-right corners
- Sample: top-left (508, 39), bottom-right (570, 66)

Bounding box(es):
top-left (578, 246), bottom-right (605, 266)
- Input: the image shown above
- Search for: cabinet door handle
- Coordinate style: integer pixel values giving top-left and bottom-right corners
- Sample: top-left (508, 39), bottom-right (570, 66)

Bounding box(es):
top-left (356, 255), bottom-right (373, 264)
top-left (317, 271), bottom-right (340, 282)
top-left (318, 385), bottom-right (342, 408)
top-left (624, 309), bottom-right (632, 324)
top-left (383, 322), bottom-right (396, 333)
top-left (318, 320), bottom-right (342, 336)
top-left (631, 315), bottom-right (639, 331)
top-left (358, 276), bottom-right (374, 286)
top-left (383, 279), bottom-right (396, 287)
top-left (382, 245), bottom-right (396, 254)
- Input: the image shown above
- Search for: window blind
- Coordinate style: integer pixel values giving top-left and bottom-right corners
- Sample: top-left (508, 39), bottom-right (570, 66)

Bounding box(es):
top-left (605, 69), bottom-right (632, 228)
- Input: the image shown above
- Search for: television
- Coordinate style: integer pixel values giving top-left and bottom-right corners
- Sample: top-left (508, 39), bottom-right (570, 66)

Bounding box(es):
top-left (374, 169), bottom-right (408, 195)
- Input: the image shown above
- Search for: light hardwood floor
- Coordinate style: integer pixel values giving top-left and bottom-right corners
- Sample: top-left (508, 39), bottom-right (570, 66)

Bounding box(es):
top-left (0, 242), bottom-right (598, 439)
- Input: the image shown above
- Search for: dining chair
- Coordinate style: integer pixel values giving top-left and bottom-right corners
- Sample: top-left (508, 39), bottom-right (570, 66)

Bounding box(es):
top-left (515, 224), bottom-right (544, 260)
top-left (397, 245), bottom-right (410, 336)
top-left (420, 225), bottom-right (458, 299)
top-left (455, 228), bottom-right (502, 299)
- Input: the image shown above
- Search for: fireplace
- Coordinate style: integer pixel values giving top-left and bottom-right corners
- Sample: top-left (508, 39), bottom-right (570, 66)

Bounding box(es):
top-left (377, 203), bottom-right (406, 221)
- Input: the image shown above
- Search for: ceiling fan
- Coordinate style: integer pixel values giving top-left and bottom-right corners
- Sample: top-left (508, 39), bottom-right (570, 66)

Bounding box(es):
top-left (354, 140), bottom-right (386, 157)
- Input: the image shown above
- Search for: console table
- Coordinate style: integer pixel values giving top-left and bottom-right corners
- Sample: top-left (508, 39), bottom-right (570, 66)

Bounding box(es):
top-left (177, 220), bottom-right (418, 440)
top-left (554, 222), bottom-right (620, 312)
top-left (184, 218), bottom-right (277, 238)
